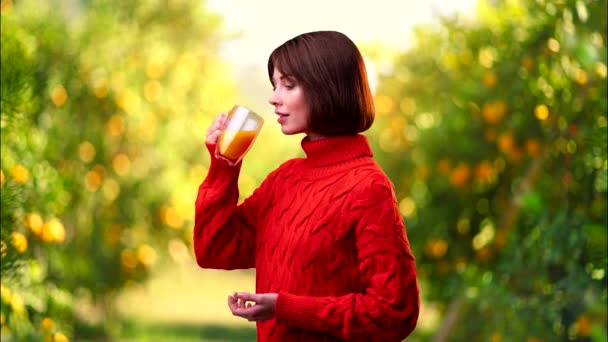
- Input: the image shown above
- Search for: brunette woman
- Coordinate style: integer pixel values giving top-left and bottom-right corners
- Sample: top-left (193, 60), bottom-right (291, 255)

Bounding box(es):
top-left (194, 31), bottom-right (419, 341)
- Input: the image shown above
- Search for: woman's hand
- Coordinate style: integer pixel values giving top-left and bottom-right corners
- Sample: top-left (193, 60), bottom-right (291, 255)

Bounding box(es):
top-left (228, 292), bottom-right (278, 322)
top-left (206, 113), bottom-right (227, 145)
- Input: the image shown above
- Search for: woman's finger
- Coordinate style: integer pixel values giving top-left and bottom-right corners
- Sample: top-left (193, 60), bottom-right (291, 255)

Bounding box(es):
top-left (235, 292), bottom-right (260, 303)
top-left (213, 114), bottom-right (227, 132)
top-left (218, 113), bottom-right (227, 128)
top-left (208, 130), bottom-right (221, 142)
top-left (228, 291), bottom-right (277, 322)
top-left (207, 115), bottom-right (221, 134)
top-left (206, 113), bottom-right (227, 144)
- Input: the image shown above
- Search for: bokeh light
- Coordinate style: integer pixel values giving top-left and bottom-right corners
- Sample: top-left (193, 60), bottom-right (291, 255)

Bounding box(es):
top-left (1, 0), bottom-right (605, 341)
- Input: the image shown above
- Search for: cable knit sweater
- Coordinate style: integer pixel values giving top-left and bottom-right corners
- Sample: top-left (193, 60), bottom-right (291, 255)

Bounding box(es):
top-left (194, 134), bottom-right (419, 341)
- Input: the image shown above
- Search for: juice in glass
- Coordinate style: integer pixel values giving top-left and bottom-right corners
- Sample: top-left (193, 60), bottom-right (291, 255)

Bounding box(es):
top-left (215, 106), bottom-right (263, 165)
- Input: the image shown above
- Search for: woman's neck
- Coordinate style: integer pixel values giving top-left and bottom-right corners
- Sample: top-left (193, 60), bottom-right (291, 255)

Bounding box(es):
top-left (305, 132), bottom-right (326, 141)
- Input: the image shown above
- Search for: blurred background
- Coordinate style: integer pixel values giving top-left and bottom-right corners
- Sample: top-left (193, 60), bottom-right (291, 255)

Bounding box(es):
top-left (0, 0), bottom-right (606, 341)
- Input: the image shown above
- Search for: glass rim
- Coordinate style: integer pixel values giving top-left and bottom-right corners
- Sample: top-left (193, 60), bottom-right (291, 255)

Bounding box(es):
top-left (229, 105), bottom-right (263, 121)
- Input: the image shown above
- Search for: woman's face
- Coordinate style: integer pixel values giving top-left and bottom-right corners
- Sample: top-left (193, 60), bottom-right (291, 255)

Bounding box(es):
top-left (268, 68), bottom-right (313, 136)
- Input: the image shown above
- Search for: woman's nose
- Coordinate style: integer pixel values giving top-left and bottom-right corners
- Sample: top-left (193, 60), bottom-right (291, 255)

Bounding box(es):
top-left (268, 90), bottom-right (280, 106)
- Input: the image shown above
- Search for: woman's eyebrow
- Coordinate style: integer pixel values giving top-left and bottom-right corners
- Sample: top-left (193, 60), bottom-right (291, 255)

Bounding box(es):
top-left (271, 75), bottom-right (289, 84)
top-left (281, 75), bottom-right (298, 83)
top-left (272, 72), bottom-right (299, 86)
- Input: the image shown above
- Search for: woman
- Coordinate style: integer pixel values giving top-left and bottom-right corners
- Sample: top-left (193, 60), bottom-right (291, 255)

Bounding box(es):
top-left (194, 31), bottom-right (419, 341)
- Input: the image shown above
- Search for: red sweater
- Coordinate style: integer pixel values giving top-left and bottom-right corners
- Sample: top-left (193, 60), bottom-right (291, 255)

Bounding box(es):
top-left (194, 134), bottom-right (419, 341)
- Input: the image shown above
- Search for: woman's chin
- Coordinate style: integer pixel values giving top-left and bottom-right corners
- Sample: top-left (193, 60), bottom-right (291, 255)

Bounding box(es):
top-left (280, 126), bottom-right (300, 135)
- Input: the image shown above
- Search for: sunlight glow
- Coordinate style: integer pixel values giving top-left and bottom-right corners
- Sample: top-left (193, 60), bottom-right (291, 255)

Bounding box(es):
top-left (208, 0), bottom-right (477, 67)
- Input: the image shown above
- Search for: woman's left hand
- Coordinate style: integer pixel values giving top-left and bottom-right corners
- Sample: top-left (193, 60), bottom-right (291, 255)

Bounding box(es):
top-left (228, 292), bottom-right (278, 322)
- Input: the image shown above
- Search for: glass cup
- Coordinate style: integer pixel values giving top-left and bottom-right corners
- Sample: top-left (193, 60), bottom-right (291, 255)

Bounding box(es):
top-left (215, 105), bottom-right (264, 166)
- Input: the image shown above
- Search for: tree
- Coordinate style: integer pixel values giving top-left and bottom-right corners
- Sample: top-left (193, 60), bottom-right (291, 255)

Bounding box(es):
top-left (1, 0), bottom-right (233, 339)
top-left (371, 0), bottom-right (607, 340)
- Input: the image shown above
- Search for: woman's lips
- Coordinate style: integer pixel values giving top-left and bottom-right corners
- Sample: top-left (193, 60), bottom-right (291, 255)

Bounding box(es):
top-left (277, 113), bottom-right (288, 124)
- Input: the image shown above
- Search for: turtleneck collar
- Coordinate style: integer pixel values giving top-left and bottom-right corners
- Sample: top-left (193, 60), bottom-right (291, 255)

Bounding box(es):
top-left (300, 134), bottom-right (373, 167)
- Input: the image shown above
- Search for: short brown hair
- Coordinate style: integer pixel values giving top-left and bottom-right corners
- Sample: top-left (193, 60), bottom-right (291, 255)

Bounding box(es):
top-left (268, 31), bottom-right (375, 136)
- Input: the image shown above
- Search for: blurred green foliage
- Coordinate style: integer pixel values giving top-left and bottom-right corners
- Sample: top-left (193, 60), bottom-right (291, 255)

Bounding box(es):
top-left (370, 0), bottom-right (607, 340)
top-left (1, 0), bottom-right (234, 340)
top-left (1, 0), bottom-right (606, 341)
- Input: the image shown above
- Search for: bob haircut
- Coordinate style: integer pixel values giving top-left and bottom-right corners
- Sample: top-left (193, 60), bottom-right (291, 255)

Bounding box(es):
top-left (268, 31), bottom-right (375, 136)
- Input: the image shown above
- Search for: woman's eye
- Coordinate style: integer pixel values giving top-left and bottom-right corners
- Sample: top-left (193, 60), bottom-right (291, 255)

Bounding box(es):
top-left (285, 84), bottom-right (295, 89)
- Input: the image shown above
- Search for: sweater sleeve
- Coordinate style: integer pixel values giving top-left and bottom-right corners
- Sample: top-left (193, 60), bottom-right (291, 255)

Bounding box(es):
top-left (274, 177), bottom-right (420, 341)
top-left (193, 143), bottom-right (267, 270)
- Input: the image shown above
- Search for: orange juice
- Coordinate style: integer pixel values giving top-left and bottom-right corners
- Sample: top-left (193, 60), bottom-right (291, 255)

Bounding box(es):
top-left (218, 130), bottom-right (258, 162)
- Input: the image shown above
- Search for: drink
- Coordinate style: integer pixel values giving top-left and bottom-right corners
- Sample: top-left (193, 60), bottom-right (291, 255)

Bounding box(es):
top-left (215, 106), bottom-right (263, 166)
top-left (217, 130), bottom-right (258, 163)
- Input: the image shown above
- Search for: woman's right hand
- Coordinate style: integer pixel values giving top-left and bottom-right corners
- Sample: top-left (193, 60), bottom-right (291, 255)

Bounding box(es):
top-left (206, 113), bottom-right (227, 145)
